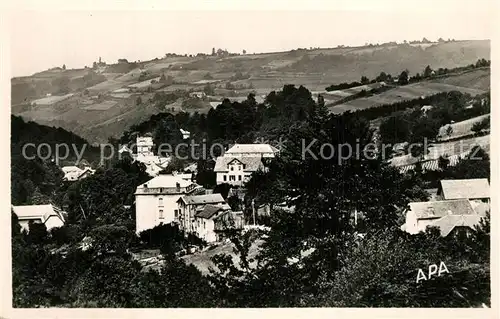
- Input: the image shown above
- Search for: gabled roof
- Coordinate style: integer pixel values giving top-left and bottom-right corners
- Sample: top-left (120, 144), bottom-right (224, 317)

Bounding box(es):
top-left (62, 166), bottom-right (81, 173)
top-left (226, 144), bottom-right (278, 155)
top-left (178, 193), bottom-right (225, 205)
top-left (195, 204), bottom-right (227, 219)
top-left (428, 214), bottom-right (484, 237)
top-left (439, 179), bottom-right (490, 200)
top-left (408, 199), bottom-right (475, 219)
top-left (12, 204), bottom-right (65, 224)
top-left (214, 156), bottom-right (264, 172)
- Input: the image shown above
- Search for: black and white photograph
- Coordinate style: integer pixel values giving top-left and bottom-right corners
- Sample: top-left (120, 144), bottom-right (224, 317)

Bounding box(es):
top-left (2, 0), bottom-right (497, 316)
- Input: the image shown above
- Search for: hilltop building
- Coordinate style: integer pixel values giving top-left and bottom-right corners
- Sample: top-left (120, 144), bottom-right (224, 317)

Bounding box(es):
top-left (12, 204), bottom-right (66, 232)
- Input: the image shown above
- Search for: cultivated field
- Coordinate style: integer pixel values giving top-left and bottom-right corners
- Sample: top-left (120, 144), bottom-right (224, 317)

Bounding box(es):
top-left (431, 68), bottom-right (490, 91)
top-left (31, 93), bottom-right (74, 105)
top-left (328, 80), bottom-right (487, 114)
top-left (12, 40), bottom-right (490, 143)
top-left (389, 134), bottom-right (490, 167)
top-left (437, 114), bottom-right (490, 141)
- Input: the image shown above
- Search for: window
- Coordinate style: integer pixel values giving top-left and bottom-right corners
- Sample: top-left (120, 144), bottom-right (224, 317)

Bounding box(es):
top-left (159, 188), bottom-right (163, 192)
top-left (174, 209), bottom-right (178, 218)
top-left (223, 175), bottom-right (227, 181)
top-left (159, 198), bottom-right (163, 207)
top-left (231, 166), bottom-right (234, 171)
top-left (204, 221), bottom-right (206, 229)
top-left (238, 175), bottom-right (242, 181)
top-left (159, 209), bottom-right (164, 219)
top-left (229, 175), bottom-right (235, 181)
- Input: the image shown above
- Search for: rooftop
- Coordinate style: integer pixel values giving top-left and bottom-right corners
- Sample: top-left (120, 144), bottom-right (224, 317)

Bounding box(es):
top-left (195, 204), bottom-right (229, 219)
top-left (179, 193), bottom-right (225, 205)
top-left (439, 178), bottom-right (490, 200)
top-left (214, 156), bottom-right (264, 172)
top-left (408, 199), bottom-right (476, 219)
top-left (12, 204), bottom-right (65, 223)
top-left (226, 144), bottom-right (278, 155)
top-left (428, 214), bottom-right (484, 237)
top-left (137, 174), bottom-right (194, 189)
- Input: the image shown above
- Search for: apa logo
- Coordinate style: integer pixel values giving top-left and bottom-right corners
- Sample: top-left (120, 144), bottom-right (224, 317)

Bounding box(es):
top-left (416, 261), bottom-right (449, 283)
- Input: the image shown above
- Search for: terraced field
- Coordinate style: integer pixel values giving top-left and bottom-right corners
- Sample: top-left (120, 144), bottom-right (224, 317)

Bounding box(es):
top-left (437, 114), bottom-right (490, 141)
top-left (328, 80), bottom-right (487, 114)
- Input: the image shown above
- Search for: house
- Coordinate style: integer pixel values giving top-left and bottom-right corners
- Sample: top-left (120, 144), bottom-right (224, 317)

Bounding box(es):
top-left (118, 145), bottom-right (133, 154)
top-left (131, 135), bottom-right (171, 176)
top-left (176, 193), bottom-right (227, 232)
top-left (134, 174), bottom-right (203, 234)
top-left (210, 102), bottom-right (221, 109)
top-left (214, 156), bottom-right (264, 185)
top-left (184, 163), bottom-right (198, 173)
top-left (189, 91), bottom-right (206, 99)
top-left (224, 143), bottom-right (279, 158)
top-left (12, 204), bottom-right (66, 232)
top-left (401, 199), bottom-right (486, 237)
top-left (61, 166), bottom-right (95, 182)
top-left (180, 129), bottom-right (191, 140)
top-left (193, 205), bottom-right (244, 242)
top-left (136, 136), bottom-right (155, 158)
top-left (437, 179), bottom-right (490, 202)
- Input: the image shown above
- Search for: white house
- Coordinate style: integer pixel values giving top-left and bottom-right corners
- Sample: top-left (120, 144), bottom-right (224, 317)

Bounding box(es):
top-left (214, 156), bottom-right (264, 186)
top-left (176, 193), bottom-right (227, 232)
top-left (12, 204), bottom-right (66, 232)
top-left (193, 204), bottom-right (244, 243)
top-left (130, 135), bottom-right (171, 177)
top-left (224, 144), bottom-right (279, 158)
top-left (61, 166), bottom-right (95, 182)
top-left (136, 136), bottom-right (155, 158)
top-left (134, 174), bottom-right (203, 234)
top-left (401, 199), bottom-right (487, 237)
top-left (180, 129), bottom-right (191, 140)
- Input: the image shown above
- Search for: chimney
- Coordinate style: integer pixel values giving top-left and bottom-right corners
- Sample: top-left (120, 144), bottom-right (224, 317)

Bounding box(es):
top-left (176, 182), bottom-right (181, 192)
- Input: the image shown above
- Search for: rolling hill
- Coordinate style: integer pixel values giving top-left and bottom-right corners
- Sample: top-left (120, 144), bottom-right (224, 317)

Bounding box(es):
top-left (11, 40), bottom-right (490, 143)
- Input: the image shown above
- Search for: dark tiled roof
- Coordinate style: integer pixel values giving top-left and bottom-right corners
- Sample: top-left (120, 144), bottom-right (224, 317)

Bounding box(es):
top-left (195, 204), bottom-right (226, 219)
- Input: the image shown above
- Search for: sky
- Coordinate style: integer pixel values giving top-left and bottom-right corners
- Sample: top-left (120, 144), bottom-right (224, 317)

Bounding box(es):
top-left (6, 0), bottom-right (495, 77)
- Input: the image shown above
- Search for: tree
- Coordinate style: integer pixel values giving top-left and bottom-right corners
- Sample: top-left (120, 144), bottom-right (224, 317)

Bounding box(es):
top-left (376, 72), bottom-right (389, 82)
top-left (398, 70), bottom-right (409, 85)
top-left (62, 64), bottom-right (66, 70)
top-left (360, 76), bottom-right (370, 85)
top-left (242, 49), bottom-right (247, 55)
top-left (212, 47), bottom-right (216, 56)
top-left (471, 117), bottom-right (490, 134)
top-left (423, 65), bottom-right (433, 78)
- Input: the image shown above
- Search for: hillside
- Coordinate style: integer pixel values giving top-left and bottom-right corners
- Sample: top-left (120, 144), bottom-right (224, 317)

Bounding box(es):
top-left (11, 40), bottom-right (490, 143)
